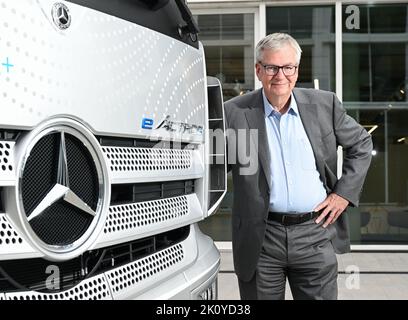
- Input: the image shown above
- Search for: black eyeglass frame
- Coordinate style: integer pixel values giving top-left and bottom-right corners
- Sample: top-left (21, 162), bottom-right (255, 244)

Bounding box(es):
top-left (260, 64), bottom-right (299, 76)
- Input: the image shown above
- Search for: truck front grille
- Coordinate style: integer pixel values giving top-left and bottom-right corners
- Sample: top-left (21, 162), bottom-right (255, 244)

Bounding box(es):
top-left (0, 226), bottom-right (189, 294)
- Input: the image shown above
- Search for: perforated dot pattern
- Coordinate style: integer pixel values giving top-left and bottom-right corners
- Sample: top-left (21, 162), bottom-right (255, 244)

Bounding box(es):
top-left (106, 243), bottom-right (184, 294)
top-left (104, 196), bottom-right (189, 234)
top-left (102, 147), bottom-right (192, 172)
top-left (0, 141), bottom-right (14, 172)
top-left (5, 274), bottom-right (112, 300)
top-left (0, 2), bottom-right (206, 138)
top-left (0, 215), bottom-right (24, 247)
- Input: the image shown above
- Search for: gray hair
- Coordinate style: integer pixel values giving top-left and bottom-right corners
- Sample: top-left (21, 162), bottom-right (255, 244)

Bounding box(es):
top-left (255, 33), bottom-right (302, 64)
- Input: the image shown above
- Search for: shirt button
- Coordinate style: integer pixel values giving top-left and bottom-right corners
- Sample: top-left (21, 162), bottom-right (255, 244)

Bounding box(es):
top-left (286, 161), bottom-right (290, 166)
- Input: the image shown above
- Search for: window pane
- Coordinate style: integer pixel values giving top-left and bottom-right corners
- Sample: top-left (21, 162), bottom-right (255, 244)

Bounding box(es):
top-left (267, 6), bottom-right (334, 38)
top-left (343, 44), bottom-right (370, 101)
top-left (343, 3), bottom-right (408, 245)
top-left (221, 14), bottom-right (244, 39)
top-left (388, 110), bottom-right (408, 204)
top-left (370, 5), bottom-right (407, 33)
top-left (266, 6), bottom-right (335, 91)
top-left (347, 109), bottom-right (408, 245)
top-left (386, 110), bottom-right (408, 243)
top-left (196, 15), bottom-right (220, 40)
top-left (195, 13), bottom-right (254, 101)
top-left (359, 110), bottom-right (386, 203)
top-left (343, 4), bottom-right (408, 102)
top-left (344, 43), bottom-right (406, 102)
top-left (371, 44), bottom-right (406, 102)
top-left (196, 14), bottom-right (246, 40)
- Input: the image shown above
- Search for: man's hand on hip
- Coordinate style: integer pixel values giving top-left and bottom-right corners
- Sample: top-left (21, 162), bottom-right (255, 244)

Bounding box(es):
top-left (314, 193), bottom-right (349, 228)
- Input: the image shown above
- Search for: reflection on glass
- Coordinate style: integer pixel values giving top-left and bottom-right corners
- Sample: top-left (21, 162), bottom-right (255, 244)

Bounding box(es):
top-left (352, 110), bottom-right (386, 204)
top-left (383, 110), bottom-right (408, 243)
top-left (347, 109), bottom-right (408, 244)
top-left (195, 14), bottom-right (254, 101)
top-left (197, 14), bottom-right (245, 40)
top-left (343, 43), bottom-right (406, 102)
top-left (342, 4), bottom-right (408, 102)
top-left (266, 6), bottom-right (335, 91)
top-left (388, 110), bottom-right (408, 204)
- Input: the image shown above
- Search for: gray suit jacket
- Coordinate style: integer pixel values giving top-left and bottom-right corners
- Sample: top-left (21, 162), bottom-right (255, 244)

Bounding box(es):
top-left (224, 87), bottom-right (373, 282)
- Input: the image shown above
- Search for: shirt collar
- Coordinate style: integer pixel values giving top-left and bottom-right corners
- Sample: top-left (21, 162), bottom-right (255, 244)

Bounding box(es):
top-left (262, 89), bottom-right (299, 117)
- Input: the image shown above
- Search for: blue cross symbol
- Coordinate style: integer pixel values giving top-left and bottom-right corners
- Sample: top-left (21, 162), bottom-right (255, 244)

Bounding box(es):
top-left (2, 57), bottom-right (14, 72)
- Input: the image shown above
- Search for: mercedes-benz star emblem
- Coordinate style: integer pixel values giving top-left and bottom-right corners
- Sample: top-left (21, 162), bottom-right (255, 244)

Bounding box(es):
top-left (27, 132), bottom-right (96, 222)
top-left (52, 3), bottom-right (71, 30)
top-left (16, 120), bottom-right (109, 261)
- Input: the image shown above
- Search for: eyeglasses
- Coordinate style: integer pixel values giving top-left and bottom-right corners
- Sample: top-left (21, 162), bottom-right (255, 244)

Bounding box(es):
top-left (260, 64), bottom-right (298, 76)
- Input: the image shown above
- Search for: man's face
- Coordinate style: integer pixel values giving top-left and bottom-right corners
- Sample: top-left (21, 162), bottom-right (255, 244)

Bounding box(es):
top-left (256, 45), bottom-right (299, 100)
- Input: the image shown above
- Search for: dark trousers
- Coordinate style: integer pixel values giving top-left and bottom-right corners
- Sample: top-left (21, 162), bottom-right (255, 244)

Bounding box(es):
top-left (239, 218), bottom-right (338, 300)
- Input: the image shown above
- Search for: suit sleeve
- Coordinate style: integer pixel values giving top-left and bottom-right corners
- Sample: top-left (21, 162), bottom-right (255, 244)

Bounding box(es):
top-left (331, 93), bottom-right (373, 207)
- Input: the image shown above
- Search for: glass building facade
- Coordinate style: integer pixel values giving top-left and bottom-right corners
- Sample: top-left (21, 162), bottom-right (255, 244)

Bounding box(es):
top-left (190, 0), bottom-right (408, 247)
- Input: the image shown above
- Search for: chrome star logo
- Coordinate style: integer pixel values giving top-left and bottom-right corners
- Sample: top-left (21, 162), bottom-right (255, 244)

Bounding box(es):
top-left (16, 119), bottom-right (109, 261)
top-left (52, 3), bottom-right (71, 30)
top-left (27, 132), bottom-right (96, 222)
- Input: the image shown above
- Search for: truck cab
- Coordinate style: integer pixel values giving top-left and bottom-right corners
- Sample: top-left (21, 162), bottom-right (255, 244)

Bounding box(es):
top-left (0, 0), bottom-right (226, 300)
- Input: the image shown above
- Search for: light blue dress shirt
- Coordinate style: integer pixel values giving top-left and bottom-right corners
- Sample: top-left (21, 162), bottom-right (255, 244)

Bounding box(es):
top-left (263, 90), bottom-right (327, 213)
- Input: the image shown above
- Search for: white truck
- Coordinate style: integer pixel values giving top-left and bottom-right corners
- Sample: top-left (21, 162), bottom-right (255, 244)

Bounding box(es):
top-left (0, 0), bottom-right (226, 300)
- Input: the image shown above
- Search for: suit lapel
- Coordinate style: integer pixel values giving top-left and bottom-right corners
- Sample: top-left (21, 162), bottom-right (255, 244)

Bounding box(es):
top-left (293, 88), bottom-right (325, 182)
top-left (244, 90), bottom-right (272, 189)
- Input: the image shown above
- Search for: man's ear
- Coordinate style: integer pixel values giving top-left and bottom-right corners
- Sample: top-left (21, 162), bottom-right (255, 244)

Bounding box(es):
top-left (255, 63), bottom-right (262, 81)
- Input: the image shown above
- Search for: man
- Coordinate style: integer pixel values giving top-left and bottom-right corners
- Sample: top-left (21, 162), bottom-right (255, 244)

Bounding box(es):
top-left (224, 33), bottom-right (372, 300)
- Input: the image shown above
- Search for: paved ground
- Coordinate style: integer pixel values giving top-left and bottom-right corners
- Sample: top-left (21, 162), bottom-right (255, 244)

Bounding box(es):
top-left (217, 251), bottom-right (408, 300)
